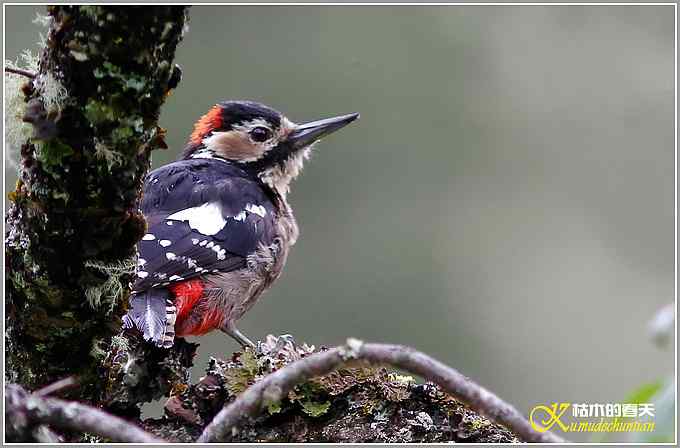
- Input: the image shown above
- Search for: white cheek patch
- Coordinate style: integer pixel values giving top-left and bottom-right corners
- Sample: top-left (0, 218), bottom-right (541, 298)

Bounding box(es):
top-left (167, 202), bottom-right (228, 236)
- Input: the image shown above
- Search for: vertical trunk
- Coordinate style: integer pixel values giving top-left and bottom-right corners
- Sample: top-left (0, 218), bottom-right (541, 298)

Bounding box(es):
top-left (5, 5), bottom-right (188, 403)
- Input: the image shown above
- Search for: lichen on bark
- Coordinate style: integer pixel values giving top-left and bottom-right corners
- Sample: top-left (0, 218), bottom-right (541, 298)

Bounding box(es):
top-left (5, 5), bottom-right (189, 400)
top-left (137, 336), bottom-right (519, 443)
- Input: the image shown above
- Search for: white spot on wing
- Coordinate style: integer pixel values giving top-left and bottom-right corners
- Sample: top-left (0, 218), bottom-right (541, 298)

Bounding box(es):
top-left (234, 210), bottom-right (247, 221)
top-left (137, 271), bottom-right (149, 278)
top-left (138, 258), bottom-right (147, 266)
top-left (142, 233), bottom-right (155, 241)
top-left (159, 239), bottom-right (172, 247)
top-left (245, 203), bottom-right (266, 217)
top-left (166, 252), bottom-right (177, 260)
top-left (167, 202), bottom-right (227, 235)
top-left (169, 275), bottom-right (183, 281)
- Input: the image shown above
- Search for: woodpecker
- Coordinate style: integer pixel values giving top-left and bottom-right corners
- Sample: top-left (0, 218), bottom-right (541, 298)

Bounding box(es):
top-left (122, 101), bottom-right (359, 348)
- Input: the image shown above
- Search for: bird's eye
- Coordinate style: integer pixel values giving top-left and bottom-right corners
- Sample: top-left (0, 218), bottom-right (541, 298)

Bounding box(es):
top-left (250, 127), bottom-right (271, 143)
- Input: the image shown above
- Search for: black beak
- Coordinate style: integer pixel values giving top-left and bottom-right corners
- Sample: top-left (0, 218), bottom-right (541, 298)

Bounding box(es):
top-left (287, 113), bottom-right (360, 151)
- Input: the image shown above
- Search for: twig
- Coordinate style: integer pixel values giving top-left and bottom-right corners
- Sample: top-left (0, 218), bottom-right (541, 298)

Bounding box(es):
top-left (34, 376), bottom-right (78, 397)
top-left (5, 66), bottom-right (36, 78)
top-left (5, 384), bottom-right (165, 443)
top-left (198, 339), bottom-right (566, 443)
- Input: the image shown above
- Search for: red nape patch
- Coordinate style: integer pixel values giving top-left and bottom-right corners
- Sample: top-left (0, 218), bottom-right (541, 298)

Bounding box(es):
top-left (189, 105), bottom-right (222, 144)
top-left (169, 279), bottom-right (205, 324)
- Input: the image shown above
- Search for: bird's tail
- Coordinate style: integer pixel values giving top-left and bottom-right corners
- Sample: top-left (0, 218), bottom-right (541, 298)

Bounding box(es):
top-left (122, 289), bottom-right (177, 348)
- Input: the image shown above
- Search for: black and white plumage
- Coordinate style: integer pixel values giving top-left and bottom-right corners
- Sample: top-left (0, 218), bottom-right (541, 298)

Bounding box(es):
top-left (123, 159), bottom-right (278, 345)
top-left (122, 100), bottom-right (359, 348)
top-left (134, 158), bottom-right (278, 291)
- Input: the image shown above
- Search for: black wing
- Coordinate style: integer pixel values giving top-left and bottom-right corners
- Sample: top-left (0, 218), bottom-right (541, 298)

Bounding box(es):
top-left (133, 158), bottom-right (278, 292)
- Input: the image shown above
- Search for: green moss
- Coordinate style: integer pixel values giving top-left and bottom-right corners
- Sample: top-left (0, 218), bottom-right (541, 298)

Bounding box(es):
top-left (469, 418), bottom-right (492, 431)
top-left (265, 398), bottom-right (282, 415)
top-left (6, 4), bottom-right (189, 402)
top-left (110, 126), bottom-right (134, 143)
top-left (35, 139), bottom-right (74, 168)
top-left (25, 274), bottom-right (64, 308)
top-left (300, 399), bottom-right (331, 417)
top-left (90, 338), bottom-right (108, 360)
top-left (223, 349), bottom-right (259, 395)
top-left (94, 61), bottom-right (148, 93)
top-left (287, 379), bottom-right (334, 418)
top-left (84, 100), bottom-right (117, 123)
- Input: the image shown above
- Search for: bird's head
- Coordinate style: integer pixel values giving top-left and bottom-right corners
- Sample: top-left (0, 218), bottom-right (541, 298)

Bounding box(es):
top-left (182, 100), bottom-right (359, 195)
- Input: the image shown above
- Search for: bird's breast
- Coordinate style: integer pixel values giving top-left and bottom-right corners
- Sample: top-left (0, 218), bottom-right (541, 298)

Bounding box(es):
top-left (171, 207), bottom-right (299, 336)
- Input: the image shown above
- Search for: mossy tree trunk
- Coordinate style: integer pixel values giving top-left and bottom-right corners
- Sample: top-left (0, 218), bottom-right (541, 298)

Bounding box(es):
top-left (5, 5), bottom-right (188, 403)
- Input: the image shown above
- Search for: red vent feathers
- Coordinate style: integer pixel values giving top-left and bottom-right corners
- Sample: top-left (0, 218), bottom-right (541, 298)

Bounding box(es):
top-left (189, 105), bottom-right (222, 144)
top-left (170, 279), bottom-right (205, 323)
top-left (170, 279), bottom-right (227, 336)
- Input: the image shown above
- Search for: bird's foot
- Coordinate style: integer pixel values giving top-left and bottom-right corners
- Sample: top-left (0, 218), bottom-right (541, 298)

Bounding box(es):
top-left (220, 326), bottom-right (256, 350)
top-left (270, 333), bottom-right (297, 353)
top-left (257, 333), bottom-right (312, 358)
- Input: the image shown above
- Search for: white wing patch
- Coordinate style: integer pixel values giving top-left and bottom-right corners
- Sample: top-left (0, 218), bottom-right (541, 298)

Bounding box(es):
top-left (245, 203), bottom-right (267, 217)
top-left (165, 201), bottom-right (267, 237)
top-left (167, 202), bottom-right (228, 236)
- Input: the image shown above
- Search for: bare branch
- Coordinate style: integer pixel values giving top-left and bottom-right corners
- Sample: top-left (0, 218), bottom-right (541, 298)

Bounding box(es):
top-left (5, 384), bottom-right (165, 443)
top-left (4, 66), bottom-right (36, 78)
top-left (34, 376), bottom-right (78, 398)
top-left (198, 340), bottom-right (566, 444)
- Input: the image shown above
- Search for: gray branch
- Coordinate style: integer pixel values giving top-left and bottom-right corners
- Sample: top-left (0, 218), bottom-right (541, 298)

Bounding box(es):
top-left (5, 384), bottom-right (165, 443)
top-left (198, 339), bottom-right (566, 443)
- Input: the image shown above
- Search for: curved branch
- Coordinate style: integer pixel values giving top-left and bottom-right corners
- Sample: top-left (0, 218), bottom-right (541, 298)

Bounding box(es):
top-left (198, 340), bottom-right (566, 444)
top-left (5, 384), bottom-right (165, 443)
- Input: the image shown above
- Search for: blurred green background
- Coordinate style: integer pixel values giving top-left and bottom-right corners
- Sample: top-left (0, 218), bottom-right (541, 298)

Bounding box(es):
top-left (4, 5), bottom-right (675, 441)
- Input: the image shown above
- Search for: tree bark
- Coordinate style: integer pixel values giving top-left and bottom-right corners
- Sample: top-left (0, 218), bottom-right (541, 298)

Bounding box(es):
top-left (5, 5), bottom-right (188, 402)
top-left (6, 336), bottom-right (524, 443)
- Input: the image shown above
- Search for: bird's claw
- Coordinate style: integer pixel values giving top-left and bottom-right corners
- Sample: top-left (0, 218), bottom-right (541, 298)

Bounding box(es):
top-left (256, 333), bottom-right (301, 356)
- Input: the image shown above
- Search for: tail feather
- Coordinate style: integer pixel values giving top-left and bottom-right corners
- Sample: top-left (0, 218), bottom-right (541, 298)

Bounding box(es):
top-left (122, 289), bottom-right (175, 347)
